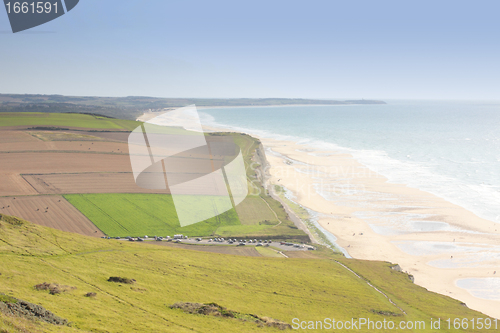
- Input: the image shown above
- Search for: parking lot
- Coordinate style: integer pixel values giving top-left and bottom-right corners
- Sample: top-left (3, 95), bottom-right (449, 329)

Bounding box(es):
top-left (111, 235), bottom-right (315, 252)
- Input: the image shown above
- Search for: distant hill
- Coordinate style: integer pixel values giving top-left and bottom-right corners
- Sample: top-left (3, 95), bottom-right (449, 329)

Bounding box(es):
top-left (0, 94), bottom-right (386, 120)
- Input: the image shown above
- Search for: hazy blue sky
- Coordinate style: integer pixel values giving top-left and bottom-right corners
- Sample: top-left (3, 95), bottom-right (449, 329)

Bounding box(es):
top-left (1, 0), bottom-right (499, 99)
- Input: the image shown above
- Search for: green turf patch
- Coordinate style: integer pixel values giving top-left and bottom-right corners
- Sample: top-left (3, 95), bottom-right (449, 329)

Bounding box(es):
top-left (0, 294), bottom-right (18, 304)
top-left (234, 196), bottom-right (279, 225)
top-left (0, 112), bottom-right (138, 130)
top-left (64, 193), bottom-right (241, 237)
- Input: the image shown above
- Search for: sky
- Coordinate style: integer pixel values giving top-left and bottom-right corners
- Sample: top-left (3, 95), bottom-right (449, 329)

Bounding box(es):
top-left (1, 0), bottom-right (499, 100)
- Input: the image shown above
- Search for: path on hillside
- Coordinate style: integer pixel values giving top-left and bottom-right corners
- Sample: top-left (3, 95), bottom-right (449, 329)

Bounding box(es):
top-left (334, 260), bottom-right (407, 315)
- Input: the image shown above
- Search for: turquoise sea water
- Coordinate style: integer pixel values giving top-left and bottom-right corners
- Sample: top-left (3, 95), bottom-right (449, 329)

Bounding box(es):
top-left (200, 100), bottom-right (500, 224)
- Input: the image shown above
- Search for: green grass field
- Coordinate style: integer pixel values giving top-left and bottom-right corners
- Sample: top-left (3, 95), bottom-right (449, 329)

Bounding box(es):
top-left (235, 196), bottom-right (279, 225)
top-left (0, 112), bottom-right (138, 130)
top-left (0, 214), bottom-right (490, 333)
top-left (64, 193), bottom-right (241, 237)
top-left (254, 246), bottom-right (283, 258)
top-left (65, 193), bottom-right (307, 240)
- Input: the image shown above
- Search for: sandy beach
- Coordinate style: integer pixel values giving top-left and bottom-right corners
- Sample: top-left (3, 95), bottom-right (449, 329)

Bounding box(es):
top-left (140, 109), bottom-right (500, 319)
top-left (258, 137), bottom-right (500, 320)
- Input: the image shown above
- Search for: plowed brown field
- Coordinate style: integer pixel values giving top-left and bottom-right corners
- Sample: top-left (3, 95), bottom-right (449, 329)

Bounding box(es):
top-left (22, 173), bottom-right (170, 194)
top-left (0, 195), bottom-right (104, 237)
top-left (0, 129), bottom-right (134, 236)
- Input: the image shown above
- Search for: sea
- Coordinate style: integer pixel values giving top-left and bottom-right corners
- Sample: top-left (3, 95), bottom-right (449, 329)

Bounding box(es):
top-left (199, 100), bottom-right (500, 226)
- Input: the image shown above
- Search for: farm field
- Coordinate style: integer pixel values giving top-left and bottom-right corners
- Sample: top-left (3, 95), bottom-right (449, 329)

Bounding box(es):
top-left (23, 172), bottom-right (170, 195)
top-left (0, 215), bottom-right (490, 333)
top-left (235, 196), bottom-right (279, 225)
top-left (0, 196), bottom-right (103, 237)
top-left (254, 246), bottom-right (284, 258)
top-left (64, 193), bottom-right (307, 239)
top-left (0, 112), bottom-right (138, 130)
top-left (0, 152), bottom-right (132, 175)
top-left (64, 193), bottom-right (241, 237)
top-left (0, 112), bottom-right (310, 242)
top-left (0, 136), bottom-right (129, 153)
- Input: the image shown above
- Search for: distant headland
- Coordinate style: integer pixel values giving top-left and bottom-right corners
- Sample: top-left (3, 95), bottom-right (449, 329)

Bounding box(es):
top-left (0, 94), bottom-right (386, 120)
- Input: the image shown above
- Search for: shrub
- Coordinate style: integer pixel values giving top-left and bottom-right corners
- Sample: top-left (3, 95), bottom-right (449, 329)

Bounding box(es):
top-left (107, 277), bottom-right (136, 284)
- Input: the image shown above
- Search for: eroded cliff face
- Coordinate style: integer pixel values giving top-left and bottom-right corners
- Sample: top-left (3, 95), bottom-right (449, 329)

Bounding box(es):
top-left (253, 141), bottom-right (270, 189)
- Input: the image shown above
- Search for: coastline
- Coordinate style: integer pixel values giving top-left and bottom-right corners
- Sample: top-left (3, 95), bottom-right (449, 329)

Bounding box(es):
top-left (197, 122), bottom-right (500, 320)
top-left (137, 109), bottom-right (500, 319)
top-left (136, 103), bottom-right (378, 122)
top-left (258, 137), bottom-right (500, 320)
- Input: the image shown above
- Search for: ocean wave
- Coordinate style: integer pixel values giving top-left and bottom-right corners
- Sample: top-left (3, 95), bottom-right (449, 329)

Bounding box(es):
top-left (199, 111), bottom-right (500, 225)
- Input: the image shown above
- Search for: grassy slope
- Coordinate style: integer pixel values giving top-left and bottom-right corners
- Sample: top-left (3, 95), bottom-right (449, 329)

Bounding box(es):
top-left (0, 214), bottom-right (491, 333)
top-left (0, 112), bottom-right (138, 131)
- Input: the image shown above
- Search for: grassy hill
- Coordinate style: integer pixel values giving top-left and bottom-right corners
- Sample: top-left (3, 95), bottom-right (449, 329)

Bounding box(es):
top-left (0, 214), bottom-right (491, 333)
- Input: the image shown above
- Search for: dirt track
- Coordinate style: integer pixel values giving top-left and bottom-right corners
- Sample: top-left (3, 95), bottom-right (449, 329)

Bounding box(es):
top-left (0, 196), bottom-right (104, 237)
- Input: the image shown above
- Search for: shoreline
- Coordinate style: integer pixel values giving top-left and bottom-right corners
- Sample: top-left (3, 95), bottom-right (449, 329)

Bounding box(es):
top-left (198, 122), bottom-right (500, 320)
top-left (136, 103), bottom-right (380, 122)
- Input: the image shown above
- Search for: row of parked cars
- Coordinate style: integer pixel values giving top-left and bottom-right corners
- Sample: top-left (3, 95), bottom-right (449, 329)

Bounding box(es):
top-left (202, 238), bottom-right (274, 246)
top-left (280, 242), bottom-right (315, 250)
top-left (101, 235), bottom-right (314, 250)
top-left (206, 238), bottom-right (273, 244)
